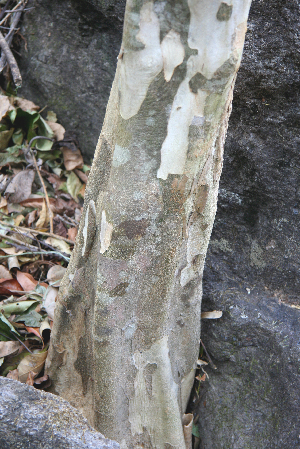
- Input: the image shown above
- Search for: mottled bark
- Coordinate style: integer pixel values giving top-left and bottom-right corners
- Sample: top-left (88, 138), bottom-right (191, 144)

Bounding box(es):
top-left (46, 1), bottom-right (252, 447)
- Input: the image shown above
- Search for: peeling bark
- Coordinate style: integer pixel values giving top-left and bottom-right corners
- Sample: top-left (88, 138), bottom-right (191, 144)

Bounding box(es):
top-left (46, 1), bottom-right (252, 447)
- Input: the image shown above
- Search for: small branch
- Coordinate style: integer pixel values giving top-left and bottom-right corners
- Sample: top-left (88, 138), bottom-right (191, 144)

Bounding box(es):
top-left (200, 339), bottom-right (217, 370)
top-left (0, 0), bottom-right (25, 26)
top-left (0, 29), bottom-right (21, 86)
top-left (0, 221), bottom-right (75, 245)
top-left (24, 137), bottom-right (54, 233)
top-left (0, 251), bottom-right (70, 262)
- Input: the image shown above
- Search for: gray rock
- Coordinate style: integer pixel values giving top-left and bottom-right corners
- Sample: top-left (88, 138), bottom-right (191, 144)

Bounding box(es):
top-left (197, 0), bottom-right (300, 447)
top-left (0, 377), bottom-right (119, 448)
top-left (17, 0), bottom-right (124, 161)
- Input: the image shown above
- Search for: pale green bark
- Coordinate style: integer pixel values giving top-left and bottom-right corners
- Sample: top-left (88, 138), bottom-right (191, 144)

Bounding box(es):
top-left (46, 1), bottom-right (252, 448)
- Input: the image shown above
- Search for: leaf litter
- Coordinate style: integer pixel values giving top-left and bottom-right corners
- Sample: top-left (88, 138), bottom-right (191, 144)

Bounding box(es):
top-left (0, 89), bottom-right (90, 387)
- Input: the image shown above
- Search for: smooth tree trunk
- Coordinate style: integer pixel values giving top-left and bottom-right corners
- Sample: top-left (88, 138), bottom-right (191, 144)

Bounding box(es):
top-left (46, 1), bottom-right (252, 447)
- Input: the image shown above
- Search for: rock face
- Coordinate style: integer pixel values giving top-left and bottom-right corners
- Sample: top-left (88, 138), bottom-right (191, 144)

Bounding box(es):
top-left (15, 0), bottom-right (300, 447)
top-left (18, 0), bottom-right (124, 161)
top-left (197, 0), bottom-right (300, 447)
top-left (0, 377), bottom-right (119, 448)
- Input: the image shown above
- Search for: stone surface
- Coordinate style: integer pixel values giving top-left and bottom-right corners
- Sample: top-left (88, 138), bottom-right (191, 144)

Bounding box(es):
top-left (0, 377), bottom-right (119, 448)
top-left (197, 0), bottom-right (300, 447)
top-left (17, 0), bottom-right (124, 161)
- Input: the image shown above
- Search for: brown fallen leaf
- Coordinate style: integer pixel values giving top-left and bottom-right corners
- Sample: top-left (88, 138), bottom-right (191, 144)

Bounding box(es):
top-left (0, 278), bottom-right (23, 292)
top-left (25, 326), bottom-right (42, 341)
top-left (53, 216), bottom-right (68, 238)
top-left (35, 200), bottom-right (50, 229)
top-left (46, 265), bottom-right (66, 287)
top-left (7, 369), bottom-right (19, 380)
top-left (26, 370), bottom-right (38, 386)
top-left (46, 121), bottom-right (65, 141)
top-left (5, 170), bottom-right (35, 203)
top-left (44, 237), bottom-right (71, 255)
top-left (0, 265), bottom-right (13, 280)
top-left (26, 209), bottom-right (38, 227)
top-left (17, 350), bottom-right (48, 383)
top-left (33, 373), bottom-right (51, 389)
top-left (62, 146), bottom-right (83, 171)
top-left (43, 286), bottom-right (58, 320)
top-left (201, 310), bottom-right (223, 319)
top-left (16, 271), bottom-right (38, 291)
top-left (11, 97), bottom-right (40, 112)
top-left (0, 340), bottom-right (21, 358)
top-left (67, 227), bottom-right (77, 242)
top-left (74, 169), bottom-right (88, 184)
top-left (0, 95), bottom-right (12, 121)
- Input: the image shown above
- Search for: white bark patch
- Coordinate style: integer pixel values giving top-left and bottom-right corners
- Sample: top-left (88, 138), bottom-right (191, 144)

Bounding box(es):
top-left (100, 210), bottom-right (113, 254)
top-left (129, 336), bottom-right (186, 448)
top-left (82, 200), bottom-right (96, 258)
top-left (157, 84), bottom-right (207, 179)
top-left (112, 144), bottom-right (130, 167)
top-left (119, 3), bottom-right (163, 120)
top-left (157, 0), bottom-right (251, 179)
top-left (188, 0), bottom-right (252, 79)
top-left (161, 30), bottom-right (185, 82)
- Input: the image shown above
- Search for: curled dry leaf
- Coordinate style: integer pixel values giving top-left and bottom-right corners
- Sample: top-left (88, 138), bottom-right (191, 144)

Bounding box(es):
top-left (5, 170), bottom-right (35, 203)
top-left (16, 271), bottom-right (38, 291)
top-left (11, 97), bottom-right (40, 112)
top-left (0, 278), bottom-right (23, 292)
top-left (46, 265), bottom-right (66, 287)
top-left (35, 200), bottom-right (50, 229)
top-left (0, 265), bottom-right (12, 280)
top-left (26, 370), bottom-right (37, 386)
top-left (6, 368), bottom-right (19, 380)
top-left (43, 286), bottom-right (58, 320)
top-left (62, 146), bottom-right (84, 171)
top-left (45, 237), bottom-right (72, 255)
top-left (67, 227), bottom-right (77, 242)
top-left (17, 350), bottom-right (47, 383)
top-left (197, 359), bottom-right (209, 366)
top-left (201, 310), bottom-right (223, 319)
top-left (46, 121), bottom-right (65, 141)
top-left (0, 340), bottom-right (21, 358)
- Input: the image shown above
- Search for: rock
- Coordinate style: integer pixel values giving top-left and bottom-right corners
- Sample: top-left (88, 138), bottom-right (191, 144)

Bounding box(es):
top-left (17, 0), bottom-right (124, 161)
top-left (197, 0), bottom-right (300, 447)
top-left (0, 377), bottom-right (119, 448)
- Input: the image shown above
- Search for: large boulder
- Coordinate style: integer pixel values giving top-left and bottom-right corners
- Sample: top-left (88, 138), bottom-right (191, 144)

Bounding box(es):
top-left (0, 377), bottom-right (119, 448)
top-left (17, 0), bottom-right (124, 161)
top-left (197, 0), bottom-right (300, 447)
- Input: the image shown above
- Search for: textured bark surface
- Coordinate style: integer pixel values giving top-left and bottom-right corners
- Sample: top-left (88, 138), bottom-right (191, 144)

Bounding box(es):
top-left (45, 1), bottom-right (251, 448)
top-left (0, 377), bottom-right (119, 449)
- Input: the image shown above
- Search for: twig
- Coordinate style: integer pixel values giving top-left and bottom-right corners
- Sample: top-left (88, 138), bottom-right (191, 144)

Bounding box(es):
top-left (0, 330), bottom-right (33, 353)
top-left (0, 221), bottom-right (75, 245)
top-left (0, 251), bottom-right (70, 262)
top-left (0, 29), bottom-right (21, 86)
top-left (0, 0), bottom-right (25, 26)
top-left (1, 233), bottom-right (40, 251)
top-left (25, 137), bottom-right (54, 233)
top-left (200, 339), bottom-right (217, 370)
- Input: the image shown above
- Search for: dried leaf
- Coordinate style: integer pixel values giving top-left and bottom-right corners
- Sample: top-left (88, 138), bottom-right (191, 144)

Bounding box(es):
top-left (5, 170), bottom-right (35, 203)
top-left (26, 370), bottom-right (37, 385)
top-left (44, 237), bottom-right (72, 255)
top-left (14, 214), bottom-right (25, 226)
top-left (0, 265), bottom-right (12, 280)
top-left (26, 209), bottom-right (37, 227)
top-left (46, 111), bottom-right (57, 122)
top-left (0, 278), bottom-right (23, 292)
top-left (17, 350), bottom-right (47, 383)
top-left (74, 169), bottom-right (88, 184)
top-left (197, 359), bottom-right (209, 366)
top-left (16, 271), bottom-right (38, 291)
top-left (67, 227), bottom-right (77, 242)
top-left (12, 97), bottom-right (40, 112)
top-left (47, 121), bottom-right (65, 141)
top-left (35, 200), bottom-right (50, 229)
top-left (0, 95), bottom-right (12, 121)
top-left (7, 368), bottom-right (19, 380)
top-left (53, 216), bottom-right (68, 238)
top-left (62, 146), bottom-right (83, 171)
top-left (46, 265), bottom-right (66, 287)
top-left (201, 310), bottom-right (223, 319)
top-left (25, 326), bottom-right (42, 340)
top-left (0, 340), bottom-right (21, 358)
top-left (42, 286), bottom-right (58, 320)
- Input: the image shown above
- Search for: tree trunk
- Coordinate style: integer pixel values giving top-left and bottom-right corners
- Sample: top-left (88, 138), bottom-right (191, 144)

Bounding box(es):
top-left (46, 1), bottom-right (252, 447)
